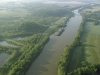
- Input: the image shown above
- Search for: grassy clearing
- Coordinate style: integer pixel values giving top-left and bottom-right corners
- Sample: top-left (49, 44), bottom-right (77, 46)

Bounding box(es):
top-left (81, 22), bottom-right (100, 64)
top-left (58, 5), bottom-right (100, 75)
top-left (38, 16), bottom-right (71, 44)
top-left (97, 35), bottom-right (100, 46)
top-left (82, 5), bottom-right (100, 13)
top-left (67, 21), bottom-right (100, 72)
top-left (46, 16), bottom-right (70, 35)
top-left (68, 47), bottom-right (84, 72)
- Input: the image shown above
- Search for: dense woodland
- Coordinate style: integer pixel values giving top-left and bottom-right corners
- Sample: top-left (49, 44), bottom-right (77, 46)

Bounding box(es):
top-left (0, 2), bottom-right (72, 39)
top-left (0, 2), bottom-right (73, 75)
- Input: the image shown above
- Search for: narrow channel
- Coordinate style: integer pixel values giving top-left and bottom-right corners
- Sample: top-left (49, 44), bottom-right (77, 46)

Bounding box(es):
top-left (26, 9), bottom-right (82, 75)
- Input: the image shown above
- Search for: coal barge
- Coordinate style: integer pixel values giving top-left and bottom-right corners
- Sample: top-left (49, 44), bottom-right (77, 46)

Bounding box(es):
top-left (54, 28), bottom-right (64, 36)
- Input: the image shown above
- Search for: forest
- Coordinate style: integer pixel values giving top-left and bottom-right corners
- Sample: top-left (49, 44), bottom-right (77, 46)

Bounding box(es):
top-left (0, 2), bottom-right (73, 75)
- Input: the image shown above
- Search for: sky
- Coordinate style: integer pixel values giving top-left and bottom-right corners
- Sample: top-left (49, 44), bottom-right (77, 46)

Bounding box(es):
top-left (0, 0), bottom-right (17, 2)
top-left (0, 0), bottom-right (38, 2)
top-left (0, 0), bottom-right (98, 3)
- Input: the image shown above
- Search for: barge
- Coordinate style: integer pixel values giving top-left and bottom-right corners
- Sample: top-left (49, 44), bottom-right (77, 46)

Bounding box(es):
top-left (54, 28), bottom-right (64, 36)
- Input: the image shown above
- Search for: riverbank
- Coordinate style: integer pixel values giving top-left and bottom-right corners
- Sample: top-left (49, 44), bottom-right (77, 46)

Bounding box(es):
top-left (0, 10), bottom-right (73, 75)
top-left (67, 5), bottom-right (100, 75)
top-left (26, 9), bottom-right (82, 75)
top-left (58, 5), bottom-right (100, 75)
top-left (79, 5), bottom-right (100, 65)
top-left (58, 9), bottom-right (84, 75)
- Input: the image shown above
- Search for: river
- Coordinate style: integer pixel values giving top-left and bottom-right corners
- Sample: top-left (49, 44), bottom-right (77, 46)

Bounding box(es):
top-left (26, 9), bottom-right (82, 75)
top-left (0, 41), bottom-right (16, 47)
top-left (0, 53), bottom-right (9, 66)
top-left (0, 41), bottom-right (14, 66)
top-left (0, 38), bottom-right (23, 66)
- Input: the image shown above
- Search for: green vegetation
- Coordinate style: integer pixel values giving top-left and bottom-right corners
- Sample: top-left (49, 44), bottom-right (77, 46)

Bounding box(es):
top-left (82, 22), bottom-right (100, 64)
top-left (58, 16), bottom-right (85, 75)
top-left (0, 2), bottom-right (73, 39)
top-left (0, 2), bottom-right (73, 75)
top-left (68, 65), bottom-right (97, 75)
top-left (80, 5), bottom-right (100, 65)
top-left (58, 5), bottom-right (100, 75)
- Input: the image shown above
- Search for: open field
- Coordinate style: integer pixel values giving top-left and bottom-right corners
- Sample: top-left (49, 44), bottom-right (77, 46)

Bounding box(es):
top-left (67, 47), bottom-right (84, 72)
top-left (43, 1), bottom-right (86, 7)
top-left (81, 22), bottom-right (100, 64)
top-left (68, 21), bottom-right (100, 72)
top-left (64, 5), bottom-right (100, 73)
top-left (68, 21), bottom-right (100, 65)
top-left (56, 3), bottom-right (100, 75)
top-left (69, 6), bottom-right (100, 72)
top-left (83, 5), bottom-right (100, 13)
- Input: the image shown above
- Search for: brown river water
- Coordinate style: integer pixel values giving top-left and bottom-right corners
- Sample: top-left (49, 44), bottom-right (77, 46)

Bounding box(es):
top-left (25, 9), bottom-right (82, 75)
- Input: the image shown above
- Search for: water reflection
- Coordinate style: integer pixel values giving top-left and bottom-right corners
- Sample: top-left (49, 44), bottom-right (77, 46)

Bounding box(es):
top-left (0, 41), bottom-right (15, 47)
top-left (15, 37), bottom-right (24, 40)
